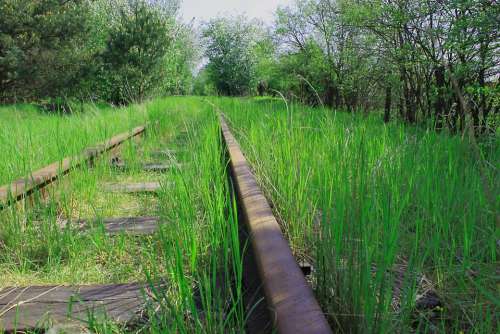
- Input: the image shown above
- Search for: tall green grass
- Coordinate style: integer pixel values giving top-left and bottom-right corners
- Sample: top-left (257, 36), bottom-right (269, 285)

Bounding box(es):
top-left (0, 97), bottom-right (246, 332)
top-left (218, 97), bottom-right (498, 333)
top-left (0, 99), bottom-right (174, 286)
top-left (1, 96), bottom-right (496, 332)
top-left (145, 102), bottom-right (245, 332)
top-left (0, 103), bottom-right (149, 185)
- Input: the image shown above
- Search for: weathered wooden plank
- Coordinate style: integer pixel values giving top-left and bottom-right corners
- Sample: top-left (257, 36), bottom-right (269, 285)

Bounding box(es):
top-left (102, 182), bottom-right (161, 194)
top-left (142, 163), bottom-right (180, 172)
top-left (78, 216), bottom-right (160, 235)
top-left (112, 161), bottom-right (180, 173)
top-left (149, 149), bottom-right (177, 159)
top-left (220, 115), bottom-right (332, 334)
top-left (0, 126), bottom-right (147, 209)
top-left (0, 283), bottom-right (151, 332)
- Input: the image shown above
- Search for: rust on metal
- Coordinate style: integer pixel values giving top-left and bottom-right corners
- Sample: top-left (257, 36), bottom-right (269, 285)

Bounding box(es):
top-left (220, 116), bottom-right (332, 334)
top-left (0, 126), bottom-right (146, 209)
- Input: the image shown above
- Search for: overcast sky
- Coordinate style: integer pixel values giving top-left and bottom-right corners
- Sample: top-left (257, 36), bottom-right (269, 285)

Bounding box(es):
top-left (180, 0), bottom-right (294, 25)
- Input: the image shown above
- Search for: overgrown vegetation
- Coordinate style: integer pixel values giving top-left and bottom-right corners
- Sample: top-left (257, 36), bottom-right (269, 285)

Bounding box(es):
top-left (2, 0), bottom-right (496, 133)
top-left (0, 102), bottom-right (147, 184)
top-left (197, 0), bottom-right (498, 134)
top-left (0, 0), bottom-right (195, 105)
top-left (201, 17), bottom-right (259, 96)
top-left (0, 98), bottom-right (246, 332)
top-left (219, 97), bottom-right (498, 333)
top-left (0, 0), bottom-right (498, 332)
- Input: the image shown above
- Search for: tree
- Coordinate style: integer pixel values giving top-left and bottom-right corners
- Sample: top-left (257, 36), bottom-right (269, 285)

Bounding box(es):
top-left (202, 17), bottom-right (258, 96)
top-left (268, 0), bottom-right (498, 133)
top-left (99, 0), bottom-right (174, 104)
top-left (0, 0), bottom-right (92, 103)
top-left (274, 0), bottom-right (380, 110)
top-left (253, 30), bottom-right (279, 97)
top-left (0, 0), bottom-right (196, 105)
top-left (351, 0), bottom-right (499, 132)
top-left (161, 22), bottom-right (199, 95)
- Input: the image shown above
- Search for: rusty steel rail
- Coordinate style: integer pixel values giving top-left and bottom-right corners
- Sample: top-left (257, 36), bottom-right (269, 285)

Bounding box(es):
top-left (0, 125), bottom-right (146, 209)
top-left (220, 116), bottom-right (332, 334)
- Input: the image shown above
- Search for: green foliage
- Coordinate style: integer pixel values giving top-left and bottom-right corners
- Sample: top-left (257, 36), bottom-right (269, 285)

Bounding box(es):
top-left (161, 25), bottom-right (197, 95)
top-left (0, 0), bottom-right (92, 101)
top-left (99, 1), bottom-right (173, 104)
top-left (272, 0), bottom-right (383, 110)
top-left (193, 68), bottom-right (217, 96)
top-left (251, 0), bottom-right (499, 133)
top-left (341, 0), bottom-right (498, 130)
top-left (202, 17), bottom-right (258, 96)
top-left (0, 0), bottom-right (196, 105)
top-left (221, 97), bottom-right (499, 333)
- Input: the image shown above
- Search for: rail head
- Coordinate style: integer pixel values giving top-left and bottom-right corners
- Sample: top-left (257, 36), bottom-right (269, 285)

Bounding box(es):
top-left (0, 125), bottom-right (148, 209)
top-left (220, 115), bottom-right (332, 334)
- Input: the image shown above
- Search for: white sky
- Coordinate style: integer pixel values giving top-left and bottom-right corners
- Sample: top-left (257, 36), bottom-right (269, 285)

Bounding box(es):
top-left (180, 0), bottom-right (294, 25)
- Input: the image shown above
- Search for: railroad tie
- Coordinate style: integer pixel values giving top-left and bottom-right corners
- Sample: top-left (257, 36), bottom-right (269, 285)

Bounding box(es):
top-left (0, 283), bottom-right (155, 332)
top-left (111, 160), bottom-right (181, 173)
top-left (60, 216), bottom-right (161, 235)
top-left (149, 149), bottom-right (178, 159)
top-left (102, 182), bottom-right (162, 194)
top-left (0, 124), bottom-right (170, 333)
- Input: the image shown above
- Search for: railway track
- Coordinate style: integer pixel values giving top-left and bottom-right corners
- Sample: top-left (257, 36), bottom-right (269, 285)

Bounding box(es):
top-left (0, 124), bottom-right (167, 332)
top-left (0, 118), bottom-right (332, 333)
top-left (0, 126), bottom-right (147, 210)
top-left (220, 116), bottom-right (332, 334)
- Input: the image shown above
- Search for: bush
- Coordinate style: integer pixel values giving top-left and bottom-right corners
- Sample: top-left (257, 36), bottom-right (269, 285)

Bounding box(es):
top-left (202, 17), bottom-right (258, 96)
top-left (99, 1), bottom-right (173, 104)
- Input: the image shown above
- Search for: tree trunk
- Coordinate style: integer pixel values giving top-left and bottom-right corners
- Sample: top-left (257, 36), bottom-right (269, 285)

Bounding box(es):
top-left (398, 87), bottom-right (405, 119)
top-left (478, 43), bottom-right (487, 133)
top-left (400, 67), bottom-right (416, 123)
top-left (434, 65), bottom-right (446, 130)
top-left (404, 80), bottom-right (416, 123)
top-left (333, 86), bottom-right (341, 109)
top-left (446, 62), bottom-right (498, 227)
top-left (425, 76), bottom-right (432, 118)
top-left (324, 83), bottom-right (334, 108)
top-left (384, 84), bottom-right (392, 123)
